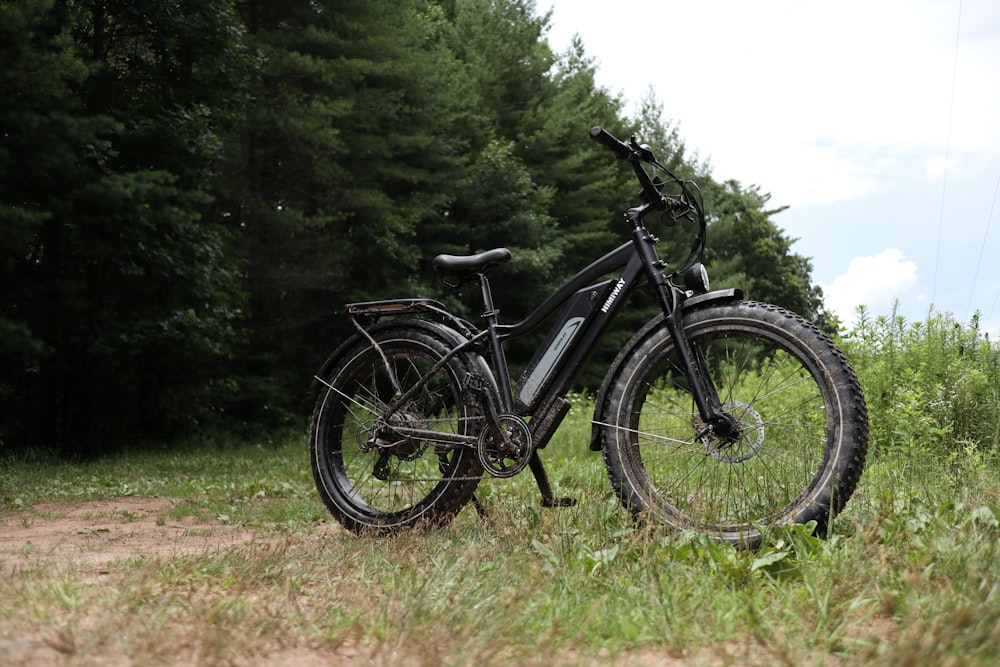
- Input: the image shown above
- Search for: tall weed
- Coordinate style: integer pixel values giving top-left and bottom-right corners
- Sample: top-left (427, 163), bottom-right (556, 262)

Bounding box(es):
top-left (843, 304), bottom-right (1000, 459)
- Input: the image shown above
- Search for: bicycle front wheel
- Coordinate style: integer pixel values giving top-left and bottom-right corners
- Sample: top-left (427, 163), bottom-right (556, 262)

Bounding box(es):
top-left (310, 322), bottom-right (483, 534)
top-left (600, 301), bottom-right (868, 547)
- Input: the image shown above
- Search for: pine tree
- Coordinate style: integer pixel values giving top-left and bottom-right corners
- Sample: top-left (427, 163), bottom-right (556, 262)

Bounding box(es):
top-left (219, 0), bottom-right (467, 421)
top-left (1, 1), bottom-right (252, 450)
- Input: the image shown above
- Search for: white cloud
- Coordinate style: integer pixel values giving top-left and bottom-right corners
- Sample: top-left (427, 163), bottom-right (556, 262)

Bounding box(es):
top-left (542, 0), bottom-right (1000, 207)
top-left (716, 143), bottom-right (873, 207)
top-left (818, 249), bottom-right (919, 325)
top-left (924, 157), bottom-right (954, 180)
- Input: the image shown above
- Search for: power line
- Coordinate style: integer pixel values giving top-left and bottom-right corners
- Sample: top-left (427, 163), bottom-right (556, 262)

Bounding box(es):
top-left (988, 288), bottom-right (1000, 334)
top-left (978, 172), bottom-right (1000, 326)
top-left (965, 171), bottom-right (1000, 320)
top-left (932, 0), bottom-right (964, 305)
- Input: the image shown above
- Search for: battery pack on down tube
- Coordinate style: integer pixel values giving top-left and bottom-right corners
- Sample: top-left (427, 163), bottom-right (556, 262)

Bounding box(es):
top-left (514, 279), bottom-right (614, 411)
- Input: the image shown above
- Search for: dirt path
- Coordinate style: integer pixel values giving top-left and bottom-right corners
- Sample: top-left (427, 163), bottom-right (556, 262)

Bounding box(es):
top-left (0, 498), bottom-right (260, 574)
top-left (0, 500), bottom-right (857, 667)
top-left (1, 499), bottom-right (283, 666)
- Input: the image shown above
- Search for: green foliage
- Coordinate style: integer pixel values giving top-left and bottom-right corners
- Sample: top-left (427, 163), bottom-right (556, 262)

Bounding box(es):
top-left (1, 0), bottom-right (832, 452)
top-left (0, 0), bottom-right (252, 451)
top-left (844, 304), bottom-right (1000, 458)
top-left (216, 0), bottom-right (471, 423)
top-left (0, 0), bottom-right (100, 431)
top-left (427, 139), bottom-right (563, 322)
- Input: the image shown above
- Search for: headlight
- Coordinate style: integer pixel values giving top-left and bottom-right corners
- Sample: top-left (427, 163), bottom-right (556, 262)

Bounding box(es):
top-left (682, 263), bottom-right (710, 294)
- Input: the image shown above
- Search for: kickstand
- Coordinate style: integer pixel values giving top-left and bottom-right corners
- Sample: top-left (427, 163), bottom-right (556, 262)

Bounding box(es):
top-left (529, 452), bottom-right (577, 508)
top-left (470, 493), bottom-right (490, 521)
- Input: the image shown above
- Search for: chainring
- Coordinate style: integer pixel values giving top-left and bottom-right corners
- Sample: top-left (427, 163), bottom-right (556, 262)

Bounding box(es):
top-left (477, 414), bottom-right (533, 478)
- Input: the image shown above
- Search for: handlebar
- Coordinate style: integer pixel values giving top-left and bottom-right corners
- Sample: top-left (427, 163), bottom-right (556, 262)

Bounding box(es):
top-left (589, 125), bottom-right (708, 270)
top-left (589, 126), bottom-right (658, 162)
top-left (590, 125), bottom-right (671, 214)
top-left (589, 126), bottom-right (632, 159)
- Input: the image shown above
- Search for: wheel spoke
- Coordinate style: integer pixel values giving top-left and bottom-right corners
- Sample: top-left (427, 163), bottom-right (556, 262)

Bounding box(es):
top-left (310, 330), bottom-right (483, 534)
top-left (601, 302), bottom-right (867, 546)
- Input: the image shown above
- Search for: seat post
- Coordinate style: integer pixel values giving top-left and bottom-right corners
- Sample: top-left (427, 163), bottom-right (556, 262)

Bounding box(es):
top-left (478, 273), bottom-right (514, 413)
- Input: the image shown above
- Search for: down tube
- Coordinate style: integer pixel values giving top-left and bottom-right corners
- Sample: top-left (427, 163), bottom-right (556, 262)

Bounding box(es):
top-left (527, 252), bottom-right (646, 428)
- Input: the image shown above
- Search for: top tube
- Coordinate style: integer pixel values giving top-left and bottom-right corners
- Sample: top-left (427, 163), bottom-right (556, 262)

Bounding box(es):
top-left (497, 242), bottom-right (634, 339)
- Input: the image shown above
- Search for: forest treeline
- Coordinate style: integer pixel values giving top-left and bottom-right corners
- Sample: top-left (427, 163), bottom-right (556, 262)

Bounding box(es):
top-left (1, 0), bottom-right (830, 453)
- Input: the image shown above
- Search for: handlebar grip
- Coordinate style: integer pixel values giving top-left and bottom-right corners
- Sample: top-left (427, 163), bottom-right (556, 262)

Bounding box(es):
top-left (589, 126), bottom-right (632, 159)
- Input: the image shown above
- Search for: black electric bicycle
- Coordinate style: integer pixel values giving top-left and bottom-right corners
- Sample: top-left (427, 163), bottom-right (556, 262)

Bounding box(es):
top-left (310, 126), bottom-right (868, 547)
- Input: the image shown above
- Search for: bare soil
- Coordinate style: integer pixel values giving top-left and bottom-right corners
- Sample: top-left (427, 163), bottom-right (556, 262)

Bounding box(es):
top-left (0, 498), bottom-right (280, 667)
top-left (0, 498), bottom-right (259, 574)
top-left (0, 499), bottom-right (871, 667)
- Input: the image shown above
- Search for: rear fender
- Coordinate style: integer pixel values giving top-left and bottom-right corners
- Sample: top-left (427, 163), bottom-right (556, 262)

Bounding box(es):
top-left (311, 317), bottom-right (498, 402)
top-left (588, 288), bottom-right (744, 450)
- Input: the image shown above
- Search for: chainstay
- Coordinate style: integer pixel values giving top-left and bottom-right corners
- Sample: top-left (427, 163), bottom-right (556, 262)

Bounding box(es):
top-left (377, 474), bottom-right (486, 483)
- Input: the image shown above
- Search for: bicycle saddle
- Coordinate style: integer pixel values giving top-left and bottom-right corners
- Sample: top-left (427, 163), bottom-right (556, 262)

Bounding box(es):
top-left (432, 247), bottom-right (511, 284)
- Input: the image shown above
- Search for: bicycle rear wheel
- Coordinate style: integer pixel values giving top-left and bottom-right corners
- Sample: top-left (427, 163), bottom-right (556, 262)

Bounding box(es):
top-left (310, 322), bottom-right (483, 534)
top-left (600, 301), bottom-right (868, 548)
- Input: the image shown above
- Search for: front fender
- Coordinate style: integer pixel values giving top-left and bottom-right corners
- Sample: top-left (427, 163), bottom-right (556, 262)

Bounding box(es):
top-left (588, 288), bottom-right (744, 451)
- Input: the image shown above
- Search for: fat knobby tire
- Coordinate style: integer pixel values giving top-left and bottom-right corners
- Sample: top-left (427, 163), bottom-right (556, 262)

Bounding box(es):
top-left (310, 321), bottom-right (483, 534)
top-left (599, 300), bottom-right (868, 548)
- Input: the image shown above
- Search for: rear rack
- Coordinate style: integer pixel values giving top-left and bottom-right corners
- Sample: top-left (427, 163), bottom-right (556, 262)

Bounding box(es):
top-left (346, 299), bottom-right (478, 337)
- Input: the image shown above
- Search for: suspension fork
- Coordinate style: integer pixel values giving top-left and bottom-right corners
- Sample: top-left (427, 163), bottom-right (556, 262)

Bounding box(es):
top-left (662, 307), bottom-right (739, 435)
top-left (628, 208), bottom-right (737, 437)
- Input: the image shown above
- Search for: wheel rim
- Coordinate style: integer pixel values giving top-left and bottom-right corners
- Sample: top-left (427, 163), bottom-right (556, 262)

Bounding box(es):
top-left (317, 340), bottom-right (476, 524)
top-left (625, 325), bottom-right (835, 537)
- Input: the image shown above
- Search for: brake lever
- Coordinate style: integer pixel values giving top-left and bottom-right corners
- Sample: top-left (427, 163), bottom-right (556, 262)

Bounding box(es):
top-left (628, 135), bottom-right (656, 162)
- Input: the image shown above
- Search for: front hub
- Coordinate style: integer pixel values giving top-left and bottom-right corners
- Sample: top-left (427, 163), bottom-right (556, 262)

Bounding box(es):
top-left (696, 401), bottom-right (766, 463)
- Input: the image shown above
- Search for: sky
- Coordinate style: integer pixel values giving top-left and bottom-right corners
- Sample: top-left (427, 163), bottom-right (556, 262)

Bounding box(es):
top-left (540, 0), bottom-right (1000, 334)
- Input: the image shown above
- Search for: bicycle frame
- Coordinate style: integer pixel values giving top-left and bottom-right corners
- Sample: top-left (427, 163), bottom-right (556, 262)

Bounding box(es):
top-left (495, 241), bottom-right (639, 411)
top-left (345, 202), bottom-right (735, 462)
top-left (339, 128), bottom-right (748, 498)
top-left (485, 198), bottom-right (734, 452)
top-left (312, 126), bottom-right (868, 536)
top-left (341, 245), bottom-right (637, 443)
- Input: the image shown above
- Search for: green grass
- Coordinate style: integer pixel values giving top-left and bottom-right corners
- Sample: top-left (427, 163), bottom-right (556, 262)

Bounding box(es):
top-left (0, 429), bottom-right (324, 527)
top-left (1, 414), bottom-right (998, 666)
top-left (2, 311), bottom-right (999, 665)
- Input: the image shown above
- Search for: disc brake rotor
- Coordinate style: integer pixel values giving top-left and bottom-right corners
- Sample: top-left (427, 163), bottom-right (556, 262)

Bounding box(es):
top-left (699, 401), bottom-right (765, 463)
